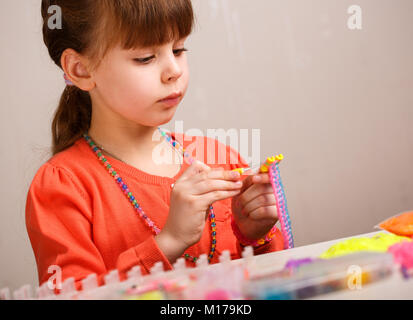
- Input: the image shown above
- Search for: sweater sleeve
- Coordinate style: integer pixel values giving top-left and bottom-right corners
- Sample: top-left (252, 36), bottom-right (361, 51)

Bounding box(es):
top-left (25, 163), bottom-right (172, 292)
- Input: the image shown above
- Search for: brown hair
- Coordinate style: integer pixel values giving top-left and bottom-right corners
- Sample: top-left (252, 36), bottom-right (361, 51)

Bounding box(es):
top-left (41, 0), bottom-right (195, 155)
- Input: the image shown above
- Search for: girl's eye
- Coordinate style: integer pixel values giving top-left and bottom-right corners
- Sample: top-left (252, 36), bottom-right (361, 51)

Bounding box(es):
top-left (134, 56), bottom-right (155, 64)
top-left (134, 48), bottom-right (188, 64)
top-left (173, 47), bottom-right (189, 56)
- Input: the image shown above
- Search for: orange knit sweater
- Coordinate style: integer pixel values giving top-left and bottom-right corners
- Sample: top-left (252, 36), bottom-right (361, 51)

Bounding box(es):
top-left (25, 132), bottom-right (284, 291)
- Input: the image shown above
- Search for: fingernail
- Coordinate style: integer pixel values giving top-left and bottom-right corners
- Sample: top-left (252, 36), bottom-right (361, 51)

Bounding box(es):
top-left (231, 171), bottom-right (240, 178)
top-left (254, 175), bottom-right (262, 182)
top-left (235, 181), bottom-right (242, 187)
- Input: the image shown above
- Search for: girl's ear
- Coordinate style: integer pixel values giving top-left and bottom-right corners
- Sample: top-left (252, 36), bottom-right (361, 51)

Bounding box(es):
top-left (60, 48), bottom-right (95, 91)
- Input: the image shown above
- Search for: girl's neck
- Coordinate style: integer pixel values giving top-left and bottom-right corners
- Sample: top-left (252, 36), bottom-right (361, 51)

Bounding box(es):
top-left (88, 125), bottom-right (159, 157)
top-left (87, 124), bottom-right (182, 178)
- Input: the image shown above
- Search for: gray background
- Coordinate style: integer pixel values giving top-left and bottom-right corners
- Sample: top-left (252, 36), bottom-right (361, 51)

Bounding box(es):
top-left (1, 0), bottom-right (412, 292)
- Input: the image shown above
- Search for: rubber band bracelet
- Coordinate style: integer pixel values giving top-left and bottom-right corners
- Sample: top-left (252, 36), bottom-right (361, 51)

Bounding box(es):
top-left (231, 215), bottom-right (277, 247)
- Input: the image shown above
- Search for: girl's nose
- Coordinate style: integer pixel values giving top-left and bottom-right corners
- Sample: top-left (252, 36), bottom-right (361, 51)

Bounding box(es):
top-left (161, 55), bottom-right (183, 83)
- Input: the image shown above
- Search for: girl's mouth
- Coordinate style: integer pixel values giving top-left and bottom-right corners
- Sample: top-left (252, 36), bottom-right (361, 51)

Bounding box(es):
top-left (158, 92), bottom-right (182, 107)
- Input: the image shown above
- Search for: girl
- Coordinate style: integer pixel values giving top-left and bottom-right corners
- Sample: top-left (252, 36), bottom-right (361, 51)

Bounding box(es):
top-left (26, 0), bottom-right (284, 291)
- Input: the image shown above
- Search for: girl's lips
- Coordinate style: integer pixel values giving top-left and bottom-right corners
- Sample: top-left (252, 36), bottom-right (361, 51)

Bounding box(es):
top-left (158, 96), bottom-right (181, 107)
top-left (158, 92), bottom-right (182, 107)
top-left (159, 92), bottom-right (182, 101)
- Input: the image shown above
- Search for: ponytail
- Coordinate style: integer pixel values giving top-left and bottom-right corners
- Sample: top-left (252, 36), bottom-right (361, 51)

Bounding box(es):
top-left (51, 86), bottom-right (91, 156)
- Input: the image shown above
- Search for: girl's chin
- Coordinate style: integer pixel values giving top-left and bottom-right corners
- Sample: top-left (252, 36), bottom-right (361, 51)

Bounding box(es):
top-left (154, 109), bottom-right (178, 125)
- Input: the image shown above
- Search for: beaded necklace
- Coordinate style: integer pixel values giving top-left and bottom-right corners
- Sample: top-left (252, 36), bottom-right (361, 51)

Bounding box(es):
top-left (83, 128), bottom-right (217, 263)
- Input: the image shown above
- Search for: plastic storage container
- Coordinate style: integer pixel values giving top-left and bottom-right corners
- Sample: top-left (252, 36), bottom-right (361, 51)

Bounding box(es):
top-left (243, 251), bottom-right (395, 300)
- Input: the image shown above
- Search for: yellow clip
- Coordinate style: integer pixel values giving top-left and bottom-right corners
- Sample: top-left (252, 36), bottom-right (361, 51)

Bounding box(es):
top-left (231, 154), bottom-right (285, 175)
top-left (265, 156), bottom-right (276, 165)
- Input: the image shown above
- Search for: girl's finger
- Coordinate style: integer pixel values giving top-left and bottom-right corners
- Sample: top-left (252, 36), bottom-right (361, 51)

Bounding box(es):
top-left (248, 205), bottom-right (278, 221)
top-left (180, 160), bottom-right (211, 180)
top-left (208, 168), bottom-right (240, 180)
top-left (251, 173), bottom-right (271, 184)
top-left (192, 178), bottom-right (243, 195)
top-left (242, 193), bottom-right (277, 216)
top-left (239, 175), bottom-right (254, 193)
top-left (240, 172), bottom-right (271, 193)
top-left (192, 167), bottom-right (241, 183)
top-left (200, 189), bottom-right (242, 207)
top-left (238, 183), bottom-right (274, 208)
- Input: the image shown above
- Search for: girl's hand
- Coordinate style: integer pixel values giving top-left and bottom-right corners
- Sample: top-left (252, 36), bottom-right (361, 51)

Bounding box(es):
top-left (231, 173), bottom-right (279, 241)
top-left (156, 160), bottom-right (243, 263)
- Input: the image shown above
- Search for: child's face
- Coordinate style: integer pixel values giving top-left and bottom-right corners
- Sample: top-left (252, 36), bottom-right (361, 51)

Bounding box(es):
top-left (89, 37), bottom-right (189, 127)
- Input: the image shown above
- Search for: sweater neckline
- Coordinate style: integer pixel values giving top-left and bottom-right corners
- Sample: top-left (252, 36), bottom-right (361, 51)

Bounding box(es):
top-left (77, 132), bottom-right (190, 185)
